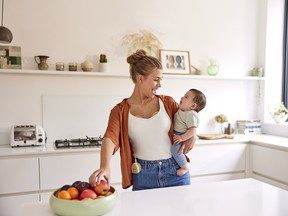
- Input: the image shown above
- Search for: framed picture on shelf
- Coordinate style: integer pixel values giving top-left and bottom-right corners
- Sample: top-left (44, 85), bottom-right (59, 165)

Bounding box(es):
top-left (0, 45), bottom-right (22, 69)
top-left (159, 49), bottom-right (191, 75)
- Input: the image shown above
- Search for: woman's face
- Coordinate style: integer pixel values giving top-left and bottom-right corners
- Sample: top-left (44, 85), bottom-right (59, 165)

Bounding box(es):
top-left (139, 68), bottom-right (163, 98)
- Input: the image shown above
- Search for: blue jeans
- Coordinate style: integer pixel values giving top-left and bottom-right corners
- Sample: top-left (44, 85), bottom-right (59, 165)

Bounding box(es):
top-left (171, 131), bottom-right (188, 167)
top-left (132, 157), bottom-right (190, 191)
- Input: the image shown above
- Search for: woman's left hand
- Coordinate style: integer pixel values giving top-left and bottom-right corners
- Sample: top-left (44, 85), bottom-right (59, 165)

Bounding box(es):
top-left (178, 135), bottom-right (196, 154)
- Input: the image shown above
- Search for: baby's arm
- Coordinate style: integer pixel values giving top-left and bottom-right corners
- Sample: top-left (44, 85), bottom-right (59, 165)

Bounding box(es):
top-left (173, 127), bottom-right (196, 144)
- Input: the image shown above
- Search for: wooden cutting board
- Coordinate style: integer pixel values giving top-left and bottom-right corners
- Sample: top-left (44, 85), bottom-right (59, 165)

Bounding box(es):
top-left (197, 134), bottom-right (234, 140)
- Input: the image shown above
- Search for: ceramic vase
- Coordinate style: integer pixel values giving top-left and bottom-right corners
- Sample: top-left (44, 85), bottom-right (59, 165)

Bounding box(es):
top-left (206, 59), bottom-right (219, 76)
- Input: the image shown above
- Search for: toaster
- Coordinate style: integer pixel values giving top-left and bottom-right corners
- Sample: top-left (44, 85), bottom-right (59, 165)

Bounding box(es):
top-left (11, 125), bottom-right (46, 147)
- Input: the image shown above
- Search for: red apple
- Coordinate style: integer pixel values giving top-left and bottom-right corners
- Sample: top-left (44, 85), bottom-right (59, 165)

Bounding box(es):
top-left (93, 180), bottom-right (110, 195)
top-left (79, 189), bottom-right (97, 200)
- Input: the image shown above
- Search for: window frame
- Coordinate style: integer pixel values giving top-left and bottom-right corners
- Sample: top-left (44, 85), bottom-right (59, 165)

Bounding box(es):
top-left (283, 0), bottom-right (288, 108)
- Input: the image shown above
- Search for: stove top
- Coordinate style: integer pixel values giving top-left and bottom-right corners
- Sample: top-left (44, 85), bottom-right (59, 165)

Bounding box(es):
top-left (54, 136), bottom-right (102, 149)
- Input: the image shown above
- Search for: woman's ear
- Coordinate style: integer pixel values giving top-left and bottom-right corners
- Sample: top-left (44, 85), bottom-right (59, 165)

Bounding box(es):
top-left (136, 74), bottom-right (143, 83)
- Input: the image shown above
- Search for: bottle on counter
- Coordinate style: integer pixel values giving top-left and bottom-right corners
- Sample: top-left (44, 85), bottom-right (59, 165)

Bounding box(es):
top-left (226, 123), bottom-right (233, 135)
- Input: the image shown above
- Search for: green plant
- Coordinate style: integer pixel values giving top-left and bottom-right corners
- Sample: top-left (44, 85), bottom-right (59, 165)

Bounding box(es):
top-left (100, 54), bottom-right (107, 63)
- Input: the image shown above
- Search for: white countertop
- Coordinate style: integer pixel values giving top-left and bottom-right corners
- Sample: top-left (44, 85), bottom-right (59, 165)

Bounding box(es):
top-left (0, 134), bottom-right (288, 157)
top-left (0, 143), bottom-right (101, 157)
top-left (21, 178), bottom-right (288, 216)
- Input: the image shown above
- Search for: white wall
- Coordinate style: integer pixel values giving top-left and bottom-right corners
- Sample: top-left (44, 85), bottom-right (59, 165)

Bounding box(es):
top-left (6, 0), bottom-right (260, 75)
top-left (0, 0), bottom-right (262, 144)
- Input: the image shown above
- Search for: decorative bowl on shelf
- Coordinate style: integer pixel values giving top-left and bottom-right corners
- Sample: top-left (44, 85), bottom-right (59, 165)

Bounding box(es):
top-left (81, 60), bottom-right (94, 72)
top-left (49, 186), bottom-right (118, 216)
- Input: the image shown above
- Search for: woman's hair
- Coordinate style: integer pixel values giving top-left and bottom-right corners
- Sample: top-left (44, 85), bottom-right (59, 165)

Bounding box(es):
top-left (127, 49), bottom-right (162, 83)
top-left (189, 89), bottom-right (206, 112)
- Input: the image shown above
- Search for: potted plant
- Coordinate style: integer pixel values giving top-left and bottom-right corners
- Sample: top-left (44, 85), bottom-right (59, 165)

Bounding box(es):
top-left (270, 102), bottom-right (288, 123)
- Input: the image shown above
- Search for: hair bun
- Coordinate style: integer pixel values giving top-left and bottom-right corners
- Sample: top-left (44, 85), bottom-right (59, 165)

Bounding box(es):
top-left (127, 49), bottom-right (147, 65)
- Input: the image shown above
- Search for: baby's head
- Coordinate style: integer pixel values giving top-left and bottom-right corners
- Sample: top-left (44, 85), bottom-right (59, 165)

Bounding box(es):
top-left (179, 89), bottom-right (206, 112)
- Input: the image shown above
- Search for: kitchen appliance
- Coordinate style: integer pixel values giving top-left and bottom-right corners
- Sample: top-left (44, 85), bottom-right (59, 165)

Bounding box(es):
top-left (54, 136), bottom-right (102, 149)
top-left (11, 125), bottom-right (46, 147)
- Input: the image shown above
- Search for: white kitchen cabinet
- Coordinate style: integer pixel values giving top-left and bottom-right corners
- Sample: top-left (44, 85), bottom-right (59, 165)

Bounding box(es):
top-left (39, 151), bottom-right (121, 190)
top-left (0, 193), bottom-right (39, 216)
top-left (251, 145), bottom-right (288, 184)
top-left (0, 157), bottom-right (39, 194)
top-left (188, 144), bottom-right (247, 176)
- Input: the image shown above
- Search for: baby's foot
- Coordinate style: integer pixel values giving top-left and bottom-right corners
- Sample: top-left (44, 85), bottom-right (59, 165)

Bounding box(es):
top-left (176, 166), bottom-right (189, 176)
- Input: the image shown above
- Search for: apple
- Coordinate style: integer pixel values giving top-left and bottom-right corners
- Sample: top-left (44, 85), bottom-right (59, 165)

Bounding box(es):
top-left (93, 180), bottom-right (110, 195)
top-left (79, 189), bottom-right (97, 200)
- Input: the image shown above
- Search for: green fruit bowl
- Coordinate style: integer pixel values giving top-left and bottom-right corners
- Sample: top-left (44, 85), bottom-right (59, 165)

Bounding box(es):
top-left (49, 187), bottom-right (118, 216)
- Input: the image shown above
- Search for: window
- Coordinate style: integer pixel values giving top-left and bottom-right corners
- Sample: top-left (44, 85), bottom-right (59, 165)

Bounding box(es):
top-left (283, 0), bottom-right (288, 107)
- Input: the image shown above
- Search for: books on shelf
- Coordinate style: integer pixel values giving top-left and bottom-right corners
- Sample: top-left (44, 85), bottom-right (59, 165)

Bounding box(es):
top-left (236, 120), bottom-right (261, 134)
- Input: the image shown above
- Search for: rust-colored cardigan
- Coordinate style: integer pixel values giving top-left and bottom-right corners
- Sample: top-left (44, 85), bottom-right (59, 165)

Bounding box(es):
top-left (103, 95), bottom-right (179, 189)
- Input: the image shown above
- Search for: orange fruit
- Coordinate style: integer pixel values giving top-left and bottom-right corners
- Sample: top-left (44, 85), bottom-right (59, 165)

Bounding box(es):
top-left (57, 190), bottom-right (71, 200)
top-left (67, 187), bottom-right (79, 199)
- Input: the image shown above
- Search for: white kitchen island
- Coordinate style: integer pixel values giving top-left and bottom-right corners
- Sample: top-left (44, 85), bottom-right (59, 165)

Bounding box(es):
top-left (22, 178), bottom-right (288, 216)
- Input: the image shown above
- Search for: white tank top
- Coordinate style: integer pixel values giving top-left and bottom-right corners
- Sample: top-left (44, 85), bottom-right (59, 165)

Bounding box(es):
top-left (128, 99), bottom-right (172, 160)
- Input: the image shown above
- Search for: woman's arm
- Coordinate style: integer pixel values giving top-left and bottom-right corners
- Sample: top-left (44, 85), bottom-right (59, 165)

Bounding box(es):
top-left (89, 137), bottom-right (115, 187)
top-left (89, 105), bottom-right (121, 186)
top-left (179, 136), bottom-right (196, 154)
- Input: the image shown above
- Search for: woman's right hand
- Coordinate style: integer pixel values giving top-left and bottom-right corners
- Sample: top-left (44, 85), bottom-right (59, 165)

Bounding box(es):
top-left (89, 167), bottom-right (111, 187)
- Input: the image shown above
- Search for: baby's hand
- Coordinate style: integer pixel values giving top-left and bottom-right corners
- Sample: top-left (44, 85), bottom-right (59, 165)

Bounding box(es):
top-left (173, 135), bottom-right (183, 144)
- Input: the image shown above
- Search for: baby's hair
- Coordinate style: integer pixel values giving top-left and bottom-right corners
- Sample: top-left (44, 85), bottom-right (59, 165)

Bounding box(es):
top-left (189, 89), bottom-right (206, 112)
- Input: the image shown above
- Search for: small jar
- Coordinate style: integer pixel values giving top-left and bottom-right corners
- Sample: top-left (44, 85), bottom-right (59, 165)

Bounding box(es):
top-left (69, 62), bottom-right (77, 71)
top-left (0, 50), bottom-right (7, 69)
top-left (56, 62), bottom-right (64, 71)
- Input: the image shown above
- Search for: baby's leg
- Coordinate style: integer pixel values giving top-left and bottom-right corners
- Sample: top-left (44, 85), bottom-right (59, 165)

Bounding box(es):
top-left (171, 143), bottom-right (189, 176)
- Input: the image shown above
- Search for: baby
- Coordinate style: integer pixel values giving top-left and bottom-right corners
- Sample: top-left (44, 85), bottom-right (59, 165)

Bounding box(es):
top-left (172, 89), bottom-right (206, 176)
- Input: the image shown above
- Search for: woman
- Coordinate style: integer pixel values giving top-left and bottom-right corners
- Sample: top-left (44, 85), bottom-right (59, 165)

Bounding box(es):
top-left (89, 50), bottom-right (195, 191)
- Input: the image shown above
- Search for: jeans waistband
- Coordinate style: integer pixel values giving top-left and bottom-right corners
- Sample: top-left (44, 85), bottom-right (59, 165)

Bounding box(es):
top-left (136, 157), bottom-right (176, 166)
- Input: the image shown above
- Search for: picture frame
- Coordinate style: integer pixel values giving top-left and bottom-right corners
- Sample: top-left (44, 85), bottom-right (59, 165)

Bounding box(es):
top-left (0, 45), bottom-right (22, 69)
top-left (159, 49), bottom-right (191, 75)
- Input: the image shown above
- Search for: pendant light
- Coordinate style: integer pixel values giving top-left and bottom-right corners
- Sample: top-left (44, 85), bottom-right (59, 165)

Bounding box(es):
top-left (0, 0), bottom-right (12, 44)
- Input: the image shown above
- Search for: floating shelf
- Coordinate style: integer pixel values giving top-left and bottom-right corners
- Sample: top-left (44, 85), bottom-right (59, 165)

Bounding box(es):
top-left (0, 69), bottom-right (265, 81)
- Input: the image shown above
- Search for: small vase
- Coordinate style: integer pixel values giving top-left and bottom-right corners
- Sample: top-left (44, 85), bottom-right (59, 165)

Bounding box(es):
top-left (206, 59), bottom-right (219, 76)
top-left (34, 55), bottom-right (49, 70)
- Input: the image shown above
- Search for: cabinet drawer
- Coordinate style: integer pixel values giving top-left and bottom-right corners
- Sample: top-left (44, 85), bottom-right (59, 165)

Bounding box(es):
top-left (251, 145), bottom-right (288, 183)
top-left (188, 144), bottom-right (246, 176)
top-left (0, 193), bottom-right (39, 216)
top-left (40, 151), bottom-right (121, 190)
top-left (0, 158), bottom-right (39, 194)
